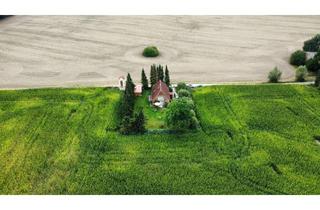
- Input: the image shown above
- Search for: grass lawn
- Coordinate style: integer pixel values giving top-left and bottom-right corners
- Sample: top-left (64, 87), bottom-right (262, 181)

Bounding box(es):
top-left (135, 90), bottom-right (166, 130)
top-left (0, 85), bottom-right (319, 194)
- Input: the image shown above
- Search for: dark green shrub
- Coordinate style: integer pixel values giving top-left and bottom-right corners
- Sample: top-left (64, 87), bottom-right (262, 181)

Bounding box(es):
top-left (303, 34), bottom-right (320, 52)
top-left (119, 109), bottom-right (146, 134)
top-left (165, 97), bottom-right (199, 131)
top-left (176, 82), bottom-right (190, 92)
top-left (295, 66), bottom-right (308, 82)
top-left (290, 50), bottom-right (306, 66)
top-left (268, 67), bottom-right (282, 83)
top-left (143, 46), bottom-right (159, 57)
top-left (178, 89), bottom-right (191, 98)
top-left (306, 58), bottom-right (320, 72)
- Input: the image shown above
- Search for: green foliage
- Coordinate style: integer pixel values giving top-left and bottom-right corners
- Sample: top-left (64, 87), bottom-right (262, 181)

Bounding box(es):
top-left (164, 65), bottom-right (170, 86)
top-left (303, 34), bottom-right (320, 52)
top-left (150, 64), bottom-right (157, 87)
top-left (315, 70), bottom-right (320, 87)
top-left (176, 82), bottom-right (190, 92)
top-left (135, 90), bottom-right (166, 129)
top-left (141, 69), bottom-right (149, 90)
top-left (156, 65), bottom-right (164, 81)
top-left (165, 97), bottom-right (199, 131)
top-left (306, 57), bottom-right (320, 72)
top-left (295, 65), bottom-right (308, 82)
top-left (290, 50), bottom-right (306, 66)
top-left (119, 73), bottom-right (135, 118)
top-left (178, 89), bottom-right (191, 98)
top-left (133, 109), bottom-right (146, 134)
top-left (142, 46), bottom-right (159, 57)
top-left (268, 67), bottom-right (282, 83)
top-left (119, 109), bottom-right (146, 134)
top-left (119, 115), bottom-right (134, 134)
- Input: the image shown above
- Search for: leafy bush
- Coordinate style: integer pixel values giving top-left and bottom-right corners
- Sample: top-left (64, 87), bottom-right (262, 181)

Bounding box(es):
top-left (268, 67), bottom-right (282, 83)
top-left (295, 66), bottom-right (308, 82)
top-left (119, 110), bottom-right (146, 134)
top-left (290, 50), bottom-right (306, 66)
top-left (303, 34), bottom-right (320, 52)
top-left (142, 46), bottom-right (159, 57)
top-left (178, 89), bottom-right (191, 98)
top-left (176, 82), bottom-right (190, 92)
top-left (306, 58), bottom-right (320, 72)
top-left (165, 97), bottom-right (199, 131)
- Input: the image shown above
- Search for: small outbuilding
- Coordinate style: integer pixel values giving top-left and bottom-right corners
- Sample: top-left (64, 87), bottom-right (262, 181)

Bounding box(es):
top-left (118, 75), bottom-right (142, 96)
top-left (134, 84), bottom-right (142, 96)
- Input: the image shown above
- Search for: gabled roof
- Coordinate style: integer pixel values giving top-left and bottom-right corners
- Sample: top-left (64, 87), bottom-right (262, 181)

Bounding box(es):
top-left (151, 80), bottom-right (171, 102)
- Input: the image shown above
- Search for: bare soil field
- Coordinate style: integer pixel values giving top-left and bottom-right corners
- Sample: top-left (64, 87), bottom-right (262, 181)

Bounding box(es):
top-left (0, 16), bottom-right (320, 88)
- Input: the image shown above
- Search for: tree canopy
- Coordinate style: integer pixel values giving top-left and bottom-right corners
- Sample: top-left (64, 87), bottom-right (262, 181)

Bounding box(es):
top-left (165, 97), bottom-right (199, 131)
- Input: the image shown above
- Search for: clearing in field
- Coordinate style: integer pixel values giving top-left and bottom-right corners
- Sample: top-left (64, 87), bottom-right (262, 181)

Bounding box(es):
top-left (1, 16), bottom-right (320, 88)
top-left (135, 90), bottom-right (166, 130)
top-left (0, 84), bottom-right (319, 194)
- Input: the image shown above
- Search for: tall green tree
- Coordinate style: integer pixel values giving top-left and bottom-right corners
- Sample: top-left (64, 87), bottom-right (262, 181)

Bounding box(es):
top-left (150, 64), bottom-right (157, 87)
top-left (157, 65), bottom-right (164, 81)
top-left (141, 68), bottom-right (149, 90)
top-left (164, 65), bottom-right (170, 86)
top-left (120, 73), bottom-right (135, 118)
top-left (165, 97), bottom-right (199, 131)
top-left (119, 109), bottom-right (146, 134)
top-left (133, 109), bottom-right (146, 134)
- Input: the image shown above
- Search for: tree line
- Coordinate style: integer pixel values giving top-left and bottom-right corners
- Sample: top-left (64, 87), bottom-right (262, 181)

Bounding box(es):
top-left (118, 73), bottom-right (146, 134)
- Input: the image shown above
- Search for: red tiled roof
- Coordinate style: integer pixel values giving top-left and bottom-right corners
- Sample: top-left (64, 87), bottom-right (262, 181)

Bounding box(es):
top-left (151, 80), bottom-right (171, 102)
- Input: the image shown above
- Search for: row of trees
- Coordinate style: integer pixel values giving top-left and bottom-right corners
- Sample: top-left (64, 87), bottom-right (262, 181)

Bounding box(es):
top-left (141, 64), bottom-right (171, 90)
top-left (289, 35), bottom-right (320, 87)
top-left (290, 49), bottom-right (320, 72)
top-left (118, 73), bottom-right (146, 134)
top-left (268, 65), bottom-right (320, 87)
top-left (290, 35), bottom-right (320, 86)
top-left (150, 64), bottom-right (170, 87)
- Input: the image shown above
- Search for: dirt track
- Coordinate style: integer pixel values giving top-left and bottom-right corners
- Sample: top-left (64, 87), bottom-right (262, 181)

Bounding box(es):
top-left (0, 16), bottom-right (320, 88)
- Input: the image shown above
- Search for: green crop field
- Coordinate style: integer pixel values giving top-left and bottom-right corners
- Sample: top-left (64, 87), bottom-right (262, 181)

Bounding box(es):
top-left (0, 85), bottom-right (319, 194)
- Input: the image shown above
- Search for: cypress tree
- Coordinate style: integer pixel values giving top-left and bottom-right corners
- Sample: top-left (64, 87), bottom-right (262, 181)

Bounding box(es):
top-left (125, 73), bottom-right (135, 99)
top-left (150, 64), bottom-right (157, 87)
top-left (315, 70), bottom-right (320, 87)
top-left (157, 65), bottom-right (164, 81)
top-left (122, 73), bottom-right (135, 117)
top-left (164, 65), bottom-right (170, 86)
top-left (141, 68), bottom-right (149, 90)
top-left (133, 109), bottom-right (146, 134)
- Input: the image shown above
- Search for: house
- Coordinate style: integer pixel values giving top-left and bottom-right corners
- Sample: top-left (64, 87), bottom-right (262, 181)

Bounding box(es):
top-left (150, 80), bottom-right (172, 108)
top-left (118, 76), bottom-right (142, 96)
